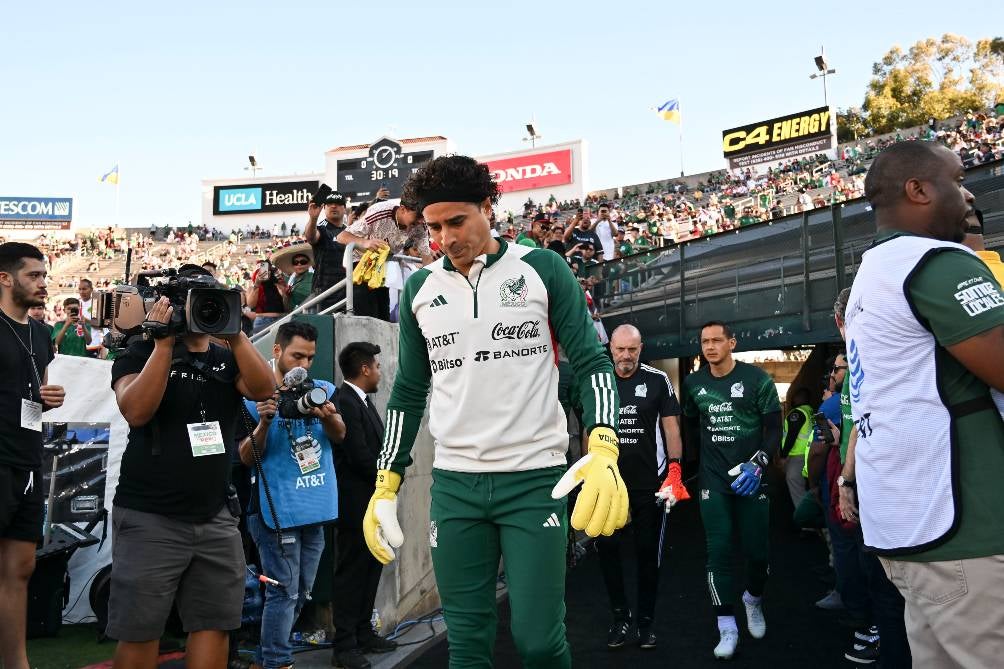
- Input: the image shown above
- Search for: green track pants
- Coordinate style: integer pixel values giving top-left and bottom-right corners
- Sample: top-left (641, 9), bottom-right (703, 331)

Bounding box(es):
top-left (699, 487), bottom-right (770, 614)
top-left (430, 467), bottom-right (571, 669)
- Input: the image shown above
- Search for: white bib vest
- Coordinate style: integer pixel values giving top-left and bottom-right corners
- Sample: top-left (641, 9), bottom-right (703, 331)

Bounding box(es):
top-left (846, 235), bottom-right (992, 554)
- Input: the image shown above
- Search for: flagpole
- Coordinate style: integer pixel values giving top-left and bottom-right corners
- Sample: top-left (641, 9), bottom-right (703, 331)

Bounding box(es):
top-left (678, 103), bottom-right (685, 177)
top-left (115, 166), bottom-right (120, 228)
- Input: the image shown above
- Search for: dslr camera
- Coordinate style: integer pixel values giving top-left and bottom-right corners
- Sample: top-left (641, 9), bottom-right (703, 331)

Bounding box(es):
top-left (276, 368), bottom-right (328, 419)
top-left (90, 267), bottom-right (243, 343)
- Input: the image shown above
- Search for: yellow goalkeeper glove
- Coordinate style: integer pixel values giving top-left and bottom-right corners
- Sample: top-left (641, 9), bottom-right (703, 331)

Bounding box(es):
top-left (363, 469), bottom-right (404, 564)
top-left (368, 246), bottom-right (390, 289)
top-left (551, 426), bottom-right (628, 536)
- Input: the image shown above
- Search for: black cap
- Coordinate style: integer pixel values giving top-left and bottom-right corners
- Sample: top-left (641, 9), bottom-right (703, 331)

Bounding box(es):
top-left (324, 192), bottom-right (347, 205)
top-left (533, 212), bottom-right (549, 223)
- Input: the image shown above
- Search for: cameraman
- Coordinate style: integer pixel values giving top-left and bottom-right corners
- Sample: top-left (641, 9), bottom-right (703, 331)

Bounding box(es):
top-left (238, 321), bottom-right (345, 669)
top-left (305, 192), bottom-right (349, 313)
top-left (246, 259), bottom-right (288, 335)
top-left (52, 297), bottom-right (92, 357)
top-left (108, 264), bottom-right (273, 669)
top-left (0, 243), bottom-right (65, 669)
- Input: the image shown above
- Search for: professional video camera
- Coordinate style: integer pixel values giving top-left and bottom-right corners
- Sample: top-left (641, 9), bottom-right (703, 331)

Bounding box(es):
top-left (276, 367), bottom-right (328, 419)
top-left (90, 266), bottom-right (242, 343)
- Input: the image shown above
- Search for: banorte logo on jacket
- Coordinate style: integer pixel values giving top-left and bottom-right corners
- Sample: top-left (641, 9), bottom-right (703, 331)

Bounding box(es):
top-left (499, 275), bottom-right (528, 308)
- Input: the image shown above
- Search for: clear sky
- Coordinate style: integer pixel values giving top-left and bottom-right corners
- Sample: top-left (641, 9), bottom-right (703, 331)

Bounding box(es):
top-left (1, 0), bottom-right (997, 229)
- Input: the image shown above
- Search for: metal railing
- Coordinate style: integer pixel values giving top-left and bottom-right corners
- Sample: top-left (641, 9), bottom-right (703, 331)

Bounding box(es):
top-left (248, 243), bottom-right (424, 344)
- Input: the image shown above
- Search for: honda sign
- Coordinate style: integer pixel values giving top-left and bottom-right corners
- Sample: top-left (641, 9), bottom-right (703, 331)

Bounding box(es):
top-left (483, 149), bottom-right (573, 193)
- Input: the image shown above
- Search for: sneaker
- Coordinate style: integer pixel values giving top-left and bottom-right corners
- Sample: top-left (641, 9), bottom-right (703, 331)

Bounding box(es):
top-left (360, 635), bottom-right (398, 654)
top-left (814, 589), bottom-right (844, 610)
top-left (854, 626), bottom-right (879, 643)
top-left (844, 638), bottom-right (880, 664)
top-left (638, 626), bottom-right (657, 650)
top-left (331, 648), bottom-right (372, 669)
top-left (606, 608), bottom-right (633, 649)
top-left (743, 596), bottom-right (766, 639)
top-left (713, 628), bottom-right (739, 659)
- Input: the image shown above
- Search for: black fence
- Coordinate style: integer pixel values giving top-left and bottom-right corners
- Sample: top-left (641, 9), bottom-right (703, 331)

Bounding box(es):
top-left (592, 160), bottom-right (1004, 359)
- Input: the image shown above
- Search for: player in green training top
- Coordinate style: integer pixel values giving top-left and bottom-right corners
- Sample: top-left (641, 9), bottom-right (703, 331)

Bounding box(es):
top-left (681, 321), bottom-right (782, 660)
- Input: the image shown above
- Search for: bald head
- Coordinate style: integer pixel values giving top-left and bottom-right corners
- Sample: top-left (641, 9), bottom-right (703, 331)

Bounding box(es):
top-left (864, 142), bottom-right (947, 210)
top-left (610, 324), bottom-right (643, 378)
top-left (864, 141), bottom-right (973, 242)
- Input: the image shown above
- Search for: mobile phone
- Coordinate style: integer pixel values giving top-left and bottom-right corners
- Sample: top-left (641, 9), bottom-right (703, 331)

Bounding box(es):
top-left (814, 412), bottom-right (835, 445)
top-left (311, 183), bottom-right (332, 205)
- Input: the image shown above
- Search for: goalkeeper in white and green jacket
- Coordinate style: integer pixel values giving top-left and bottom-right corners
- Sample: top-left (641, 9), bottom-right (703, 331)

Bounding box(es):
top-left (362, 155), bottom-right (625, 669)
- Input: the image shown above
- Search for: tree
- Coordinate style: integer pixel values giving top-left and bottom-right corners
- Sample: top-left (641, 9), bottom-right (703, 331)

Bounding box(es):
top-left (836, 107), bottom-right (867, 143)
top-left (860, 34), bottom-right (1003, 135)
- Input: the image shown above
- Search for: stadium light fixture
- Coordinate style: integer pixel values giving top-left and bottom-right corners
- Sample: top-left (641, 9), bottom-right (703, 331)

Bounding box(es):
top-left (523, 118), bottom-right (542, 148)
top-left (244, 152), bottom-right (262, 178)
top-left (808, 47), bottom-right (836, 108)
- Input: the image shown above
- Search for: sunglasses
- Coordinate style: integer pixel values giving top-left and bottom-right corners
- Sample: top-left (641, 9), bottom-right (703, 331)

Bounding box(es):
top-left (291, 257), bottom-right (310, 266)
top-left (832, 365), bottom-right (848, 372)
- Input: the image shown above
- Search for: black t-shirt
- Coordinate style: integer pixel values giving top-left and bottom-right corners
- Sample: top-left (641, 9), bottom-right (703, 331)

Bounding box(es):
top-left (111, 340), bottom-right (242, 522)
top-left (0, 314), bottom-right (55, 470)
top-left (616, 365), bottom-right (681, 491)
top-left (569, 228), bottom-right (604, 257)
top-left (311, 219), bottom-right (347, 293)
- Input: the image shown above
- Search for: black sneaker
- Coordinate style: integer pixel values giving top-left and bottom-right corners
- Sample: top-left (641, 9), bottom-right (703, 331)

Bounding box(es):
top-left (844, 638), bottom-right (880, 664)
top-left (638, 627), bottom-right (657, 650)
top-left (606, 608), bottom-right (633, 649)
top-left (360, 634), bottom-right (398, 654)
top-left (332, 648), bottom-right (372, 669)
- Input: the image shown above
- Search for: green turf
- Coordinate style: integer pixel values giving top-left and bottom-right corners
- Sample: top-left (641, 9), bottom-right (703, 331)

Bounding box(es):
top-left (26, 624), bottom-right (114, 669)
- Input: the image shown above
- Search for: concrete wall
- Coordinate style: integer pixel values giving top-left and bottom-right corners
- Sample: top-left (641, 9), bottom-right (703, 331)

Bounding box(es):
top-left (333, 315), bottom-right (440, 630)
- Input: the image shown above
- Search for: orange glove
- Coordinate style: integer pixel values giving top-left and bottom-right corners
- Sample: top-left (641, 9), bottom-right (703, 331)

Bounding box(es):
top-left (655, 462), bottom-right (690, 511)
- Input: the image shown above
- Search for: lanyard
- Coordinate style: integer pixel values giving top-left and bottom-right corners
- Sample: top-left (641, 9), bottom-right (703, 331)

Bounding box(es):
top-left (0, 311), bottom-right (42, 397)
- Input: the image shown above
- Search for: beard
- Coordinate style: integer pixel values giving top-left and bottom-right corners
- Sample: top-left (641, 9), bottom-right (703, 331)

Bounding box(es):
top-left (12, 279), bottom-right (43, 308)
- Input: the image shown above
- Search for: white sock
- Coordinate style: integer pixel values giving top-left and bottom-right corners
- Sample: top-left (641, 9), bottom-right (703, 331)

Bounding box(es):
top-left (717, 615), bottom-right (738, 632)
top-left (742, 591), bottom-right (762, 606)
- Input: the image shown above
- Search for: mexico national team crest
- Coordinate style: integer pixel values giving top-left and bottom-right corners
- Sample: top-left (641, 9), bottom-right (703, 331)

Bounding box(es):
top-left (730, 382), bottom-right (745, 398)
top-left (497, 273), bottom-right (530, 307)
top-left (635, 384), bottom-right (647, 398)
top-left (499, 275), bottom-right (528, 308)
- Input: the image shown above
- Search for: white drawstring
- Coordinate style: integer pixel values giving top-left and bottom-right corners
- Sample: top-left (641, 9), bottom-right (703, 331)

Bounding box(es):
top-left (23, 470), bottom-right (33, 494)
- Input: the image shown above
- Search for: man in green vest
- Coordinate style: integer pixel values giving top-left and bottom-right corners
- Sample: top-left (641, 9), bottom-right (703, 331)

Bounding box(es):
top-left (780, 388), bottom-right (814, 511)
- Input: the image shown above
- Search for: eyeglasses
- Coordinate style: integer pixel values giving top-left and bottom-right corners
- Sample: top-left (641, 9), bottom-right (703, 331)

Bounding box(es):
top-left (832, 365), bottom-right (848, 372)
top-left (291, 258), bottom-right (310, 266)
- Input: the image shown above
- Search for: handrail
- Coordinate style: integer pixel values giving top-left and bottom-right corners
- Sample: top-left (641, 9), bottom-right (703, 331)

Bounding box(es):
top-left (249, 242), bottom-right (358, 343)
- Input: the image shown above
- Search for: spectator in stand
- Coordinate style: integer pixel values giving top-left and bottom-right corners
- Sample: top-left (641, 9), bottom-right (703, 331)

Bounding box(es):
top-left (564, 209), bottom-right (604, 256)
top-left (52, 297), bottom-right (92, 357)
top-left (515, 213), bottom-right (550, 248)
top-left (336, 197), bottom-right (432, 321)
top-left (305, 192), bottom-right (349, 313)
top-left (245, 259), bottom-right (288, 335)
top-left (594, 203), bottom-right (618, 261)
top-left (273, 244), bottom-right (315, 314)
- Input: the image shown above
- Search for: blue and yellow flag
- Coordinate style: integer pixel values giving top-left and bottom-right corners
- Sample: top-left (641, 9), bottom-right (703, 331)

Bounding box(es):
top-left (99, 165), bottom-right (119, 185)
top-left (656, 99), bottom-right (681, 124)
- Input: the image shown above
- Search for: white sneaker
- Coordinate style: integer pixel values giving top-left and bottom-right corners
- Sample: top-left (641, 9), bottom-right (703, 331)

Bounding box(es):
top-left (744, 598), bottom-right (767, 639)
top-left (714, 628), bottom-right (739, 659)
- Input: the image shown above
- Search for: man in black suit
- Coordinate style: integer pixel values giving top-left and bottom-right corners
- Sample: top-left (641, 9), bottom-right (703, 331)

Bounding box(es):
top-left (331, 342), bottom-right (398, 669)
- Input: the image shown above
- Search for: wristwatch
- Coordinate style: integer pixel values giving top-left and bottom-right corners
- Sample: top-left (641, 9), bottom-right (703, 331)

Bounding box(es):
top-left (837, 475), bottom-right (856, 490)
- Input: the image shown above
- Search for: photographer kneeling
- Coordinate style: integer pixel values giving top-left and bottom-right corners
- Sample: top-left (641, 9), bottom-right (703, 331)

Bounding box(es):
top-left (239, 321), bottom-right (345, 669)
top-left (108, 264), bottom-right (274, 669)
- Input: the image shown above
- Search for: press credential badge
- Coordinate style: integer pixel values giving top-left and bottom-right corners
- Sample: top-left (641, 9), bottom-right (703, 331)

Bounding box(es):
top-left (21, 398), bottom-right (42, 432)
top-left (187, 421), bottom-right (226, 457)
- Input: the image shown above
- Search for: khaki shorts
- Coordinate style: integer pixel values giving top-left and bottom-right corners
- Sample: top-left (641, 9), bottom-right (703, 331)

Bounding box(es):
top-left (107, 505), bottom-right (245, 642)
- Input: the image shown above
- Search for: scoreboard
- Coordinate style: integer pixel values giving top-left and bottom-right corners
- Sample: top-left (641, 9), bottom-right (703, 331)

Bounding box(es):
top-left (336, 138), bottom-right (434, 202)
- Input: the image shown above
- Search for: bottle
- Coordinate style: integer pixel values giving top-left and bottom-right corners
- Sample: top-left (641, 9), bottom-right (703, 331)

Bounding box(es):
top-left (371, 608), bottom-right (382, 635)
